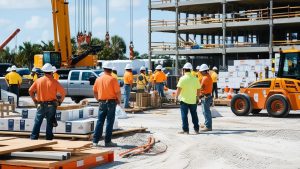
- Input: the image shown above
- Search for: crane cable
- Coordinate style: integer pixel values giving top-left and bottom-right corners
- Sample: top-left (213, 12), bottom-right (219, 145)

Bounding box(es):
top-left (129, 0), bottom-right (134, 60)
top-left (105, 0), bottom-right (110, 48)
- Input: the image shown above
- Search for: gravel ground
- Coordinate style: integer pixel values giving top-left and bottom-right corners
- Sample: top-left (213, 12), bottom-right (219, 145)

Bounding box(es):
top-left (96, 107), bottom-right (300, 169)
top-left (18, 97), bottom-right (300, 169)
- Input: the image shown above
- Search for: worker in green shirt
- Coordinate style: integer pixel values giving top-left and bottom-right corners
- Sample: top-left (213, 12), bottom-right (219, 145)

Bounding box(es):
top-left (176, 62), bottom-right (201, 135)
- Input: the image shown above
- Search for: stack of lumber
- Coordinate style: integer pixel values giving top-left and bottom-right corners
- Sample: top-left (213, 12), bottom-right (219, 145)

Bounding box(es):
top-left (0, 137), bottom-right (113, 169)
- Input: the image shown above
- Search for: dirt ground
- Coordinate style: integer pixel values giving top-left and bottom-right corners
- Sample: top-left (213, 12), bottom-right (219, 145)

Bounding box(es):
top-left (97, 107), bottom-right (300, 169)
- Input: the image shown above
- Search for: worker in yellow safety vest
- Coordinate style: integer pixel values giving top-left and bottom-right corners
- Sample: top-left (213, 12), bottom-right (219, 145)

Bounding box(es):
top-left (31, 67), bottom-right (39, 82)
top-left (111, 67), bottom-right (118, 79)
top-left (191, 66), bottom-right (198, 77)
top-left (5, 65), bottom-right (22, 107)
top-left (136, 66), bottom-right (148, 93)
top-left (147, 70), bottom-right (154, 92)
top-left (52, 66), bottom-right (60, 80)
top-left (211, 67), bottom-right (218, 99)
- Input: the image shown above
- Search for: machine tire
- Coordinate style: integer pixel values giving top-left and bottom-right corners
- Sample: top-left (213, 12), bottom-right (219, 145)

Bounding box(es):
top-left (231, 94), bottom-right (252, 116)
top-left (71, 97), bottom-right (83, 104)
top-left (266, 94), bottom-right (290, 118)
top-left (252, 109), bottom-right (262, 114)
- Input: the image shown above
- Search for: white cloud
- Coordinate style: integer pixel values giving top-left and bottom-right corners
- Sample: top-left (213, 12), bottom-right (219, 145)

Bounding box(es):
top-left (0, 0), bottom-right (48, 9)
top-left (0, 18), bottom-right (11, 27)
top-left (111, 0), bottom-right (141, 11)
top-left (25, 16), bottom-right (48, 30)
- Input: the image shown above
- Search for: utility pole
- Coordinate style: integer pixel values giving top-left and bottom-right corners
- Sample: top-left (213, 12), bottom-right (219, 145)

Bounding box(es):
top-left (148, 0), bottom-right (152, 70)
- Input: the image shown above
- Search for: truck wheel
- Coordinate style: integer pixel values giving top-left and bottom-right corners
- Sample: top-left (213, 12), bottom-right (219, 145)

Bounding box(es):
top-left (71, 97), bottom-right (83, 104)
top-left (231, 94), bottom-right (252, 116)
top-left (266, 94), bottom-right (290, 118)
top-left (252, 109), bottom-right (262, 114)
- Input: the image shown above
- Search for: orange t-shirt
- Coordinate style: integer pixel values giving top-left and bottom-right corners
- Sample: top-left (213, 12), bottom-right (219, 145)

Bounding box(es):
top-left (200, 74), bottom-right (213, 95)
top-left (93, 73), bottom-right (121, 100)
top-left (154, 71), bottom-right (167, 83)
top-left (29, 76), bottom-right (66, 102)
top-left (123, 71), bottom-right (133, 85)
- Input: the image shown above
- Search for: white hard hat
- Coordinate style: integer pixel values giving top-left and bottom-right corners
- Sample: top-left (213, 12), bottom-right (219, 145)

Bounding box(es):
top-left (103, 62), bottom-right (112, 69)
top-left (155, 65), bottom-right (162, 70)
top-left (196, 66), bottom-right (200, 70)
top-left (52, 66), bottom-right (57, 73)
top-left (213, 66), bottom-right (218, 70)
top-left (140, 66), bottom-right (146, 71)
top-left (41, 63), bottom-right (53, 72)
top-left (199, 64), bottom-right (209, 72)
top-left (11, 65), bottom-right (17, 71)
top-left (32, 67), bottom-right (37, 72)
top-left (125, 64), bottom-right (133, 70)
top-left (6, 67), bottom-right (11, 72)
top-left (112, 67), bottom-right (116, 71)
top-left (183, 62), bottom-right (193, 70)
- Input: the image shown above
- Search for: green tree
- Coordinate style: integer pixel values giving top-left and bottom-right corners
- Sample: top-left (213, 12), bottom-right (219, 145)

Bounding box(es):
top-left (0, 47), bottom-right (15, 63)
top-left (41, 40), bottom-right (54, 51)
top-left (18, 42), bottom-right (42, 68)
top-left (111, 35), bottom-right (126, 60)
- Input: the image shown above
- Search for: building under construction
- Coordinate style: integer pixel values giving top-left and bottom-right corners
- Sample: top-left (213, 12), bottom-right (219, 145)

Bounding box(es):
top-left (148, 0), bottom-right (300, 71)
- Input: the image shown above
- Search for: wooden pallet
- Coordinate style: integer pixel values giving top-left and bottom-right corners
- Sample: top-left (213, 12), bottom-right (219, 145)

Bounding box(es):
top-left (0, 128), bottom-right (148, 140)
top-left (213, 98), bottom-right (231, 106)
top-left (0, 149), bottom-right (114, 169)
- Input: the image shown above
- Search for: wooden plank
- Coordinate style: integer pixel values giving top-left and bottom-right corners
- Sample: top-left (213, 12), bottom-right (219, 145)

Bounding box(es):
top-left (112, 128), bottom-right (147, 136)
top-left (0, 149), bottom-right (113, 168)
top-left (0, 137), bottom-right (16, 141)
top-left (0, 139), bottom-right (57, 155)
top-left (41, 140), bottom-right (92, 152)
top-left (213, 99), bottom-right (231, 107)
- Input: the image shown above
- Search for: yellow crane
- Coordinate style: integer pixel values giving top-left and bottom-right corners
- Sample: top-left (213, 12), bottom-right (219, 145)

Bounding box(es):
top-left (34, 0), bottom-right (101, 69)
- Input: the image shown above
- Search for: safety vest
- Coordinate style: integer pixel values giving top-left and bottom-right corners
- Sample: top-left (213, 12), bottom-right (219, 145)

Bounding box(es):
top-left (137, 73), bottom-right (147, 90)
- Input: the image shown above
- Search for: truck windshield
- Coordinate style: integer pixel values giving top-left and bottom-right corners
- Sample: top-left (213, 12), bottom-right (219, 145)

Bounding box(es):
top-left (282, 53), bottom-right (300, 79)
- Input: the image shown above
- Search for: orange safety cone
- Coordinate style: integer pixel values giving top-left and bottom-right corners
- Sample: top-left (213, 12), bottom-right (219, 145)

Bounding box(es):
top-left (227, 88), bottom-right (233, 99)
top-left (224, 86), bottom-right (229, 93)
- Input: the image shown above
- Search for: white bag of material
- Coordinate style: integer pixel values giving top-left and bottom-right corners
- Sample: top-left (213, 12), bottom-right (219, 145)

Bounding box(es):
top-left (115, 105), bottom-right (128, 119)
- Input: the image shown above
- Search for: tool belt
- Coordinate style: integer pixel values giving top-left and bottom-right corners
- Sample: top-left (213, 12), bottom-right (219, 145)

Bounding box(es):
top-left (98, 99), bottom-right (116, 103)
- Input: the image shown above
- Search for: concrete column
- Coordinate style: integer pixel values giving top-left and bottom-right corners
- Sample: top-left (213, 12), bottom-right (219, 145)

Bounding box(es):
top-left (175, 0), bottom-right (179, 76)
top-left (269, 0), bottom-right (273, 59)
top-left (222, 1), bottom-right (226, 67)
top-left (148, 0), bottom-right (152, 70)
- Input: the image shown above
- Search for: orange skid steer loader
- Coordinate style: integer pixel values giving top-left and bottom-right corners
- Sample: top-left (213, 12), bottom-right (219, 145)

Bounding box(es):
top-left (231, 48), bottom-right (300, 117)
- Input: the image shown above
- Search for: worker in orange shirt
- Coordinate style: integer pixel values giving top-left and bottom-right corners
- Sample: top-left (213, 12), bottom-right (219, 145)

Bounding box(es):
top-left (52, 66), bottom-right (59, 80)
top-left (92, 62), bottom-right (121, 147)
top-left (5, 65), bottom-right (22, 107)
top-left (154, 65), bottom-right (167, 97)
top-left (123, 64), bottom-right (133, 108)
top-left (199, 64), bottom-right (213, 132)
top-left (29, 63), bottom-right (66, 140)
top-left (211, 67), bottom-right (218, 99)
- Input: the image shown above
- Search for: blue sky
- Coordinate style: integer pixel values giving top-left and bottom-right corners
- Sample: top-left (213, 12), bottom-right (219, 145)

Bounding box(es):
top-left (0, 0), bottom-right (167, 55)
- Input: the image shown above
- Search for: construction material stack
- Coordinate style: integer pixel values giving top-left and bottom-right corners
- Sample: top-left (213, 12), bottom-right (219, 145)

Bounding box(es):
top-left (218, 59), bottom-right (275, 89)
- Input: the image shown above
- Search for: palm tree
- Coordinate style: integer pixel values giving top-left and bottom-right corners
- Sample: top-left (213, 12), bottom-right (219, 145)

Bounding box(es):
top-left (18, 42), bottom-right (42, 69)
top-left (41, 40), bottom-right (55, 51)
top-left (110, 35), bottom-right (127, 60)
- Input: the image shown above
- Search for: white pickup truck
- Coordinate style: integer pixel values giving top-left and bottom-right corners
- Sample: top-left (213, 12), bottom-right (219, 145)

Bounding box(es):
top-left (59, 69), bottom-right (101, 103)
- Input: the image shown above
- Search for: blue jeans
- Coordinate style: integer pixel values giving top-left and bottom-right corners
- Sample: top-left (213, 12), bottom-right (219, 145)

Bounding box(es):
top-left (93, 101), bottom-right (116, 144)
top-left (180, 101), bottom-right (199, 132)
top-left (201, 96), bottom-right (213, 129)
top-left (155, 83), bottom-right (165, 97)
top-left (124, 85), bottom-right (131, 108)
top-left (31, 104), bottom-right (56, 140)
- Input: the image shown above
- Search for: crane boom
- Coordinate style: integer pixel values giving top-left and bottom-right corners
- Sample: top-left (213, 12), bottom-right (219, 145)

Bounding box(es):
top-left (0, 29), bottom-right (20, 51)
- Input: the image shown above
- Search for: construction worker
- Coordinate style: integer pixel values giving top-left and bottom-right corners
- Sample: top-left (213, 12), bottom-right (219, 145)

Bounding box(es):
top-left (136, 66), bottom-right (148, 93)
top-left (211, 67), bottom-right (218, 99)
top-left (147, 70), bottom-right (154, 92)
top-left (29, 63), bottom-right (65, 140)
top-left (197, 66), bottom-right (203, 82)
top-left (123, 64), bottom-right (133, 108)
top-left (191, 67), bottom-right (198, 77)
top-left (52, 66), bottom-right (59, 80)
top-left (31, 67), bottom-right (38, 82)
top-left (5, 65), bottom-right (22, 107)
top-left (176, 62), bottom-right (201, 134)
top-left (93, 62), bottom-right (121, 147)
top-left (199, 64), bottom-right (213, 132)
top-left (112, 67), bottom-right (118, 79)
top-left (154, 65), bottom-right (167, 97)
top-left (195, 66), bottom-right (200, 78)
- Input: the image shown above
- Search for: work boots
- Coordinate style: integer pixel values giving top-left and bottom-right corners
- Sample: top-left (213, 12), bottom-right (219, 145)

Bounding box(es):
top-left (105, 141), bottom-right (118, 147)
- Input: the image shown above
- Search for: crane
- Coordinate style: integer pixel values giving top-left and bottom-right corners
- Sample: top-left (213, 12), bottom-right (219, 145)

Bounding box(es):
top-left (34, 0), bottom-right (101, 69)
top-left (0, 29), bottom-right (20, 51)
